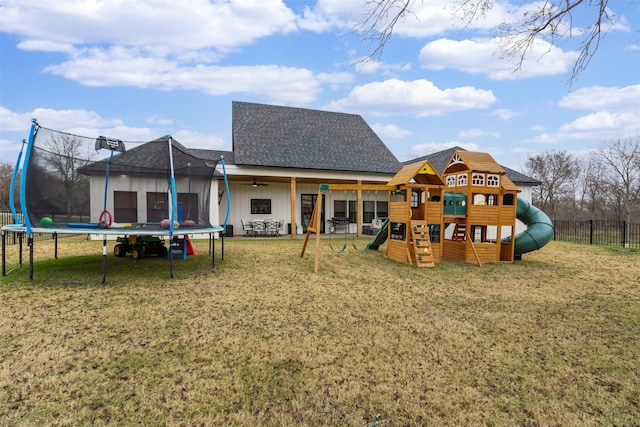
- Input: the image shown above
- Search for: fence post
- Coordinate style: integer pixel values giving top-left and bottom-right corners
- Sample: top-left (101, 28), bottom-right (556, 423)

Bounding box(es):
top-left (622, 221), bottom-right (626, 248)
top-left (589, 220), bottom-right (593, 245)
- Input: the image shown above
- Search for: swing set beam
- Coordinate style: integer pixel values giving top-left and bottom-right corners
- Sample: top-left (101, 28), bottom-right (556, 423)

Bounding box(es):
top-left (301, 183), bottom-right (395, 272)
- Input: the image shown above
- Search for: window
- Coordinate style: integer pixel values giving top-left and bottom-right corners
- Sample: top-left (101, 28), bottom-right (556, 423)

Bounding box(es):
top-left (429, 224), bottom-right (440, 243)
top-left (487, 195), bottom-right (496, 206)
top-left (503, 194), bottom-right (515, 206)
top-left (334, 200), bottom-right (356, 222)
top-left (472, 173), bottom-right (485, 186)
top-left (251, 199), bottom-right (271, 215)
top-left (363, 200), bottom-right (375, 223)
top-left (457, 173), bottom-right (468, 186)
top-left (146, 192), bottom-right (168, 222)
top-left (487, 174), bottom-right (500, 187)
top-left (114, 191), bottom-right (137, 223)
top-left (376, 201), bottom-right (388, 219)
top-left (411, 191), bottom-right (420, 208)
top-left (390, 222), bottom-right (405, 241)
top-left (446, 175), bottom-right (456, 187)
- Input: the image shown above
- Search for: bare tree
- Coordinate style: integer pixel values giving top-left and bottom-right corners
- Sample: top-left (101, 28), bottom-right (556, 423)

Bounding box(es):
top-left (598, 137), bottom-right (640, 238)
top-left (576, 154), bottom-right (607, 220)
top-left (0, 161), bottom-right (14, 211)
top-left (359, 0), bottom-right (632, 82)
top-left (43, 134), bottom-right (93, 221)
top-left (524, 150), bottom-right (581, 219)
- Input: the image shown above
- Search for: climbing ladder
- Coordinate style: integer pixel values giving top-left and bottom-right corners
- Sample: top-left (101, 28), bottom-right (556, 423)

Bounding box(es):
top-left (410, 221), bottom-right (435, 267)
top-left (452, 223), bottom-right (467, 240)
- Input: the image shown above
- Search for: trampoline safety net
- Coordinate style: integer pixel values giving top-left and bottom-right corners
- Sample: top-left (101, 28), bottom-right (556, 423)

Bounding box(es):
top-left (23, 125), bottom-right (218, 231)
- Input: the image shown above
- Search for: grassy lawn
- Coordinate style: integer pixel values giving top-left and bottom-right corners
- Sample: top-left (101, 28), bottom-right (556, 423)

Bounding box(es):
top-left (1, 237), bottom-right (639, 426)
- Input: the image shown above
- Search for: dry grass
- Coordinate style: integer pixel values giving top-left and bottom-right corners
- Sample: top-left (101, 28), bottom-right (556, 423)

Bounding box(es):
top-left (1, 237), bottom-right (639, 426)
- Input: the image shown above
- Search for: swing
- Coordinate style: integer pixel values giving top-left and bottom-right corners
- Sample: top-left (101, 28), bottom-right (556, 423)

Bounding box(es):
top-left (355, 190), bottom-right (382, 252)
top-left (327, 190), bottom-right (347, 254)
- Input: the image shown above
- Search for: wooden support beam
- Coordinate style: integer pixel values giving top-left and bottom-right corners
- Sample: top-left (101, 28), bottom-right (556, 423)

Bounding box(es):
top-left (290, 177), bottom-right (296, 238)
top-left (320, 183), bottom-right (395, 192)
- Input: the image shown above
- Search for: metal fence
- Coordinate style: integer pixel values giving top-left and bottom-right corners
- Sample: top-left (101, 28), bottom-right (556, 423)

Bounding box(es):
top-left (553, 220), bottom-right (640, 248)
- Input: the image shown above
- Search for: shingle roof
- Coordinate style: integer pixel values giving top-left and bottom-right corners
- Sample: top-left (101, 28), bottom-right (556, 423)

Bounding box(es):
top-left (79, 136), bottom-right (219, 178)
top-left (232, 101), bottom-right (402, 174)
top-left (404, 146), bottom-right (541, 186)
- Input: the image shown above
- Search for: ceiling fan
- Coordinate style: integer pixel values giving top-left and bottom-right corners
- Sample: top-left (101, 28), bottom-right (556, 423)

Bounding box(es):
top-left (242, 178), bottom-right (269, 187)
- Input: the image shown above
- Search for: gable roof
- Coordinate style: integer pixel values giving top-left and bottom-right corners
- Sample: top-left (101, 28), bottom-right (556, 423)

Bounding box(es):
top-left (387, 159), bottom-right (444, 187)
top-left (405, 146), bottom-right (541, 186)
top-left (232, 101), bottom-right (402, 174)
top-left (445, 151), bottom-right (506, 174)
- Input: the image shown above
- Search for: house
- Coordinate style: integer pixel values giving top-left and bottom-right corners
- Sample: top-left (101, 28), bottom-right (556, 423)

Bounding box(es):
top-left (219, 101), bottom-right (401, 236)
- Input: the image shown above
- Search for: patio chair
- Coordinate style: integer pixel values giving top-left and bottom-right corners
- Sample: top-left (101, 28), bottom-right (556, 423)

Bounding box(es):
top-left (252, 220), bottom-right (265, 236)
top-left (241, 219), bottom-right (254, 237)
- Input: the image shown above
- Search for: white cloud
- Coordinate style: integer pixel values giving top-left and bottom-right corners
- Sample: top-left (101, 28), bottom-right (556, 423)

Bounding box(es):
top-left (419, 37), bottom-right (579, 80)
top-left (559, 111), bottom-right (637, 132)
top-left (17, 40), bottom-right (75, 53)
top-left (371, 123), bottom-right (412, 141)
top-left (325, 78), bottom-right (496, 116)
top-left (43, 48), bottom-right (322, 104)
top-left (1, 0), bottom-right (298, 54)
top-left (528, 84), bottom-right (640, 146)
top-left (0, 106), bottom-right (226, 149)
top-left (558, 84), bottom-right (640, 111)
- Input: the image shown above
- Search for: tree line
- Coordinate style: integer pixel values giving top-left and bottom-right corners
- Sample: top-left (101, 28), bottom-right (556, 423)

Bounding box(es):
top-left (524, 136), bottom-right (640, 224)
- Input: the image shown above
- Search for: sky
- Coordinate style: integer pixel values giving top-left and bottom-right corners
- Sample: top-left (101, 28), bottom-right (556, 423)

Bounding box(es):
top-left (1, 0), bottom-right (639, 172)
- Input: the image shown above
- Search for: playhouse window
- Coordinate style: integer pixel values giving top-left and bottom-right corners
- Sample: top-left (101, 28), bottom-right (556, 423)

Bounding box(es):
top-left (503, 194), bottom-right (515, 206)
top-left (487, 174), bottom-right (500, 187)
top-left (473, 194), bottom-right (486, 205)
top-left (446, 175), bottom-right (456, 187)
top-left (457, 173), bottom-right (468, 186)
top-left (411, 191), bottom-right (420, 208)
top-left (487, 194), bottom-right (497, 206)
top-left (429, 224), bottom-right (441, 243)
top-left (472, 173), bottom-right (485, 186)
top-left (390, 222), bottom-right (406, 241)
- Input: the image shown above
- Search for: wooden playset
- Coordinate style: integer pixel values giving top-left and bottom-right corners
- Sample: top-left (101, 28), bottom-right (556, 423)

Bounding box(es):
top-left (301, 150), bottom-right (526, 271)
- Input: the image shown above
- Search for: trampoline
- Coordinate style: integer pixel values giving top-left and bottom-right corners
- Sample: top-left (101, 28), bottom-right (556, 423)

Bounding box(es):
top-left (1, 119), bottom-right (231, 282)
